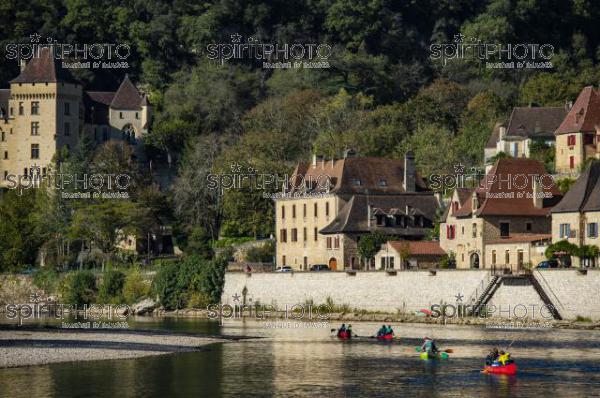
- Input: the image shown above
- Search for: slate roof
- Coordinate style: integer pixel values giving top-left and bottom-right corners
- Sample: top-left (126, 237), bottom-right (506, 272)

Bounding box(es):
top-left (486, 122), bottom-right (504, 148)
top-left (288, 156), bottom-right (429, 195)
top-left (110, 74), bottom-right (143, 110)
top-left (319, 193), bottom-right (438, 236)
top-left (83, 91), bottom-right (115, 124)
top-left (505, 106), bottom-right (567, 138)
top-left (452, 158), bottom-right (562, 217)
top-left (551, 161), bottom-right (600, 213)
top-left (556, 86), bottom-right (600, 135)
top-left (10, 47), bottom-right (78, 84)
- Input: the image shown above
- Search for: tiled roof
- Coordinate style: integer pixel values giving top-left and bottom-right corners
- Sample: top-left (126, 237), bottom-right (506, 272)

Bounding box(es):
top-left (319, 193), bottom-right (438, 235)
top-left (551, 161), bottom-right (600, 213)
top-left (505, 106), bottom-right (567, 138)
top-left (555, 86), bottom-right (600, 134)
top-left (389, 240), bottom-right (445, 256)
top-left (289, 156), bottom-right (429, 195)
top-left (453, 158), bottom-right (561, 217)
top-left (10, 47), bottom-right (78, 84)
top-left (110, 74), bottom-right (143, 110)
top-left (486, 233), bottom-right (551, 244)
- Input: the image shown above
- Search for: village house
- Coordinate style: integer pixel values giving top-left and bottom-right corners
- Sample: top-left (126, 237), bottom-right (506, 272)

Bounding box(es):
top-left (440, 158), bottom-right (562, 271)
top-left (274, 150), bottom-right (439, 270)
top-left (374, 240), bottom-right (445, 270)
top-left (551, 161), bottom-right (600, 267)
top-left (484, 105), bottom-right (568, 168)
top-left (554, 86), bottom-right (600, 174)
top-left (0, 47), bottom-right (150, 188)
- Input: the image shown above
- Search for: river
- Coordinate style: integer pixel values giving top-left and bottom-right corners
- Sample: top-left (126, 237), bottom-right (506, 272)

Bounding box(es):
top-left (0, 318), bottom-right (599, 397)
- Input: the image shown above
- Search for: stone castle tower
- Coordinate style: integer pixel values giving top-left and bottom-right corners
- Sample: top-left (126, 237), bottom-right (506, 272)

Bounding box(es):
top-left (0, 47), bottom-right (150, 187)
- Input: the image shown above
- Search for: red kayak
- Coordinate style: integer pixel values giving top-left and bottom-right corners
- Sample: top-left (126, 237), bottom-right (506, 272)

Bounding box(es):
top-left (377, 334), bottom-right (394, 341)
top-left (483, 363), bottom-right (517, 375)
top-left (337, 331), bottom-right (351, 340)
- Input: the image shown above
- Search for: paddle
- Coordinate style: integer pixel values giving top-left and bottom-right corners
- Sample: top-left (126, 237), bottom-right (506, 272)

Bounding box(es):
top-left (415, 347), bottom-right (454, 354)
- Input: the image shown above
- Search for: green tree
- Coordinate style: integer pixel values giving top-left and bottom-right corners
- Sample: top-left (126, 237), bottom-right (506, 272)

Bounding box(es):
top-left (357, 231), bottom-right (386, 268)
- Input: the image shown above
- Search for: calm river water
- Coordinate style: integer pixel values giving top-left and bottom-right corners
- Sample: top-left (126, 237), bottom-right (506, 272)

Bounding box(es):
top-left (1, 318), bottom-right (599, 397)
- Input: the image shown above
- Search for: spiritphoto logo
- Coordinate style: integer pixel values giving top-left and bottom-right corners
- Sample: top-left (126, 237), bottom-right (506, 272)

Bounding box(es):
top-left (5, 171), bottom-right (133, 199)
top-left (430, 34), bottom-right (554, 69)
top-left (5, 33), bottom-right (131, 69)
top-left (4, 292), bottom-right (130, 327)
top-left (206, 162), bottom-right (333, 197)
top-left (428, 163), bottom-right (557, 195)
top-left (204, 33), bottom-right (331, 69)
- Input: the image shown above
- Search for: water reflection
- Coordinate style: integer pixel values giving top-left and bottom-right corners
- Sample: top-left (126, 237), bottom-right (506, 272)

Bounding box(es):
top-left (0, 319), bottom-right (599, 397)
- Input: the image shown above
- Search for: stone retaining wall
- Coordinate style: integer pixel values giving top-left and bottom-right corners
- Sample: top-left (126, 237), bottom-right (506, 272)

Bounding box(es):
top-left (222, 269), bottom-right (600, 320)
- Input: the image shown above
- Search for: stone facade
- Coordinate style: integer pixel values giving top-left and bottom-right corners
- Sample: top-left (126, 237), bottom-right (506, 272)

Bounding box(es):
top-left (222, 269), bottom-right (600, 320)
top-left (0, 49), bottom-right (150, 188)
top-left (275, 194), bottom-right (345, 269)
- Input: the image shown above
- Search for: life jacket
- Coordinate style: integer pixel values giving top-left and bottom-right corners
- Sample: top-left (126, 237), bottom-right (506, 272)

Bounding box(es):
top-left (498, 353), bottom-right (510, 365)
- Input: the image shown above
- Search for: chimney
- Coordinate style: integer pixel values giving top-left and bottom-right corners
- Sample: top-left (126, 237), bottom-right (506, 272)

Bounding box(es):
top-left (499, 126), bottom-right (507, 140)
top-left (19, 59), bottom-right (26, 72)
top-left (403, 151), bottom-right (416, 192)
top-left (344, 148), bottom-right (357, 158)
top-left (565, 100), bottom-right (573, 112)
top-left (532, 177), bottom-right (543, 209)
top-left (312, 154), bottom-right (324, 169)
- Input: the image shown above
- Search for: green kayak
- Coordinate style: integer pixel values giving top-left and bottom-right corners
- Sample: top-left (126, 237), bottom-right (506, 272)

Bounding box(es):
top-left (420, 351), bottom-right (449, 360)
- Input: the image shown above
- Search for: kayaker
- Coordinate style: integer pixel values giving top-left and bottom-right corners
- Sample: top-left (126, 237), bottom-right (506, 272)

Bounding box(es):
top-left (347, 324), bottom-right (354, 337)
top-left (337, 324), bottom-right (347, 337)
top-left (386, 325), bottom-right (394, 336)
top-left (376, 325), bottom-right (387, 337)
top-left (421, 337), bottom-right (438, 354)
top-left (497, 351), bottom-right (512, 365)
top-left (485, 348), bottom-right (499, 366)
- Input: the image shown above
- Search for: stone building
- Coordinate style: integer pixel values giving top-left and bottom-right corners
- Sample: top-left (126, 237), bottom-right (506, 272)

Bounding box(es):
top-left (554, 86), bottom-right (600, 174)
top-left (374, 240), bottom-right (445, 270)
top-left (0, 47), bottom-right (150, 187)
top-left (484, 106), bottom-right (567, 167)
top-left (274, 151), bottom-right (439, 271)
top-left (440, 158), bottom-right (562, 270)
top-left (551, 161), bottom-right (600, 267)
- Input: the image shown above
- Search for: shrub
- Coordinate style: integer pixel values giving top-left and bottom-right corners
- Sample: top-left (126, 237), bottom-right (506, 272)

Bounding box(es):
top-left (152, 262), bottom-right (183, 310)
top-left (98, 269), bottom-right (126, 304)
top-left (60, 270), bottom-right (97, 307)
top-left (245, 241), bottom-right (275, 263)
top-left (123, 267), bottom-right (150, 304)
top-left (32, 268), bottom-right (60, 295)
top-left (188, 292), bottom-right (211, 309)
top-left (152, 255), bottom-right (228, 310)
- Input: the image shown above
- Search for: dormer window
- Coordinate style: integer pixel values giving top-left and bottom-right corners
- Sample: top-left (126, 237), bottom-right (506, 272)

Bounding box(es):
top-left (378, 179), bottom-right (387, 187)
top-left (352, 178), bottom-right (362, 186)
top-left (376, 215), bottom-right (386, 226)
top-left (394, 215), bottom-right (407, 227)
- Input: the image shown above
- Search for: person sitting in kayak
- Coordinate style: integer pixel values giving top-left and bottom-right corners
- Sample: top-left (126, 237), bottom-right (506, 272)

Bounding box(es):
top-left (386, 325), bottom-right (395, 336)
top-left (497, 351), bottom-right (512, 365)
top-left (421, 337), bottom-right (438, 354)
top-left (346, 324), bottom-right (353, 337)
top-left (376, 325), bottom-right (387, 337)
top-left (485, 348), bottom-right (499, 366)
top-left (337, 324), bottom-right (347, 338)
